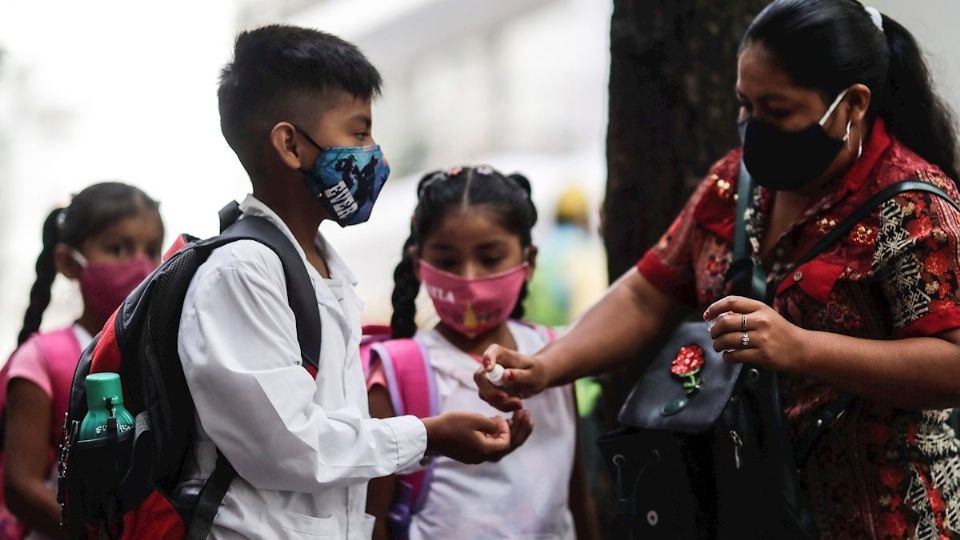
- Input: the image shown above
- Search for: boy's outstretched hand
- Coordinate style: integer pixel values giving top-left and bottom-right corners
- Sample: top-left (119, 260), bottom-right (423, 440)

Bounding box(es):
top-left (422, 409), bottom-right (533, 464)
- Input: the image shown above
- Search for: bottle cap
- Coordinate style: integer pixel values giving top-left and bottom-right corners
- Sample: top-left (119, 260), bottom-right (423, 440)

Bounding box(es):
top-left (85, 372), bottom-right (124, 410)
top-left (486, 364), bottom-right (506, 386)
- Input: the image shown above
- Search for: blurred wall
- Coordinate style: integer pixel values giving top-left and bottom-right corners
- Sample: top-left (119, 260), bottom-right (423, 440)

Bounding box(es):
top-left (0, 0), bottom-right (611, 356)
top-left (280, 0), bottom-right (613, 323)
top-left (0, 1), bottom-right (247, 356)
top-left (870, 1), bottom-right (960, 102)
top-left (0, 1), bottom-right (958, 356)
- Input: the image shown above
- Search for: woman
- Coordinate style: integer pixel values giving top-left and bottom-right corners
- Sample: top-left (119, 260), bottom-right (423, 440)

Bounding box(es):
top-left (476, 1), bottom-right (960, 538)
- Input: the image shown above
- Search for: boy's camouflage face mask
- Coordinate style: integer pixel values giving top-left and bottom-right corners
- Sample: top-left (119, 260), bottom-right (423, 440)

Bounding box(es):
top-left (294, 125), bottom-right (391, 227)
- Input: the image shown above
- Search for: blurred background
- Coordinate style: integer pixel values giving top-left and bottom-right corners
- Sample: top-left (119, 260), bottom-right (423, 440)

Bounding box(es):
top-left (0, 0), bottom-right (612, 356)
top-left (2, 0), bottom-right (959, 355)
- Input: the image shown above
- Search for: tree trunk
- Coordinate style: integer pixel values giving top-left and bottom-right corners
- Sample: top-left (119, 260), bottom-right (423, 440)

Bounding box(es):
top-left (600, 0), bottom-right (769, 409)
top-left (604, 0), bottom-right (766, 278)
top-left (596, 2), bottom-right (766, 534)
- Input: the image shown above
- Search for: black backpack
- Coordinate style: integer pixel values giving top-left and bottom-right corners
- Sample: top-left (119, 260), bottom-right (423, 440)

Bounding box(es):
top-left (58, 202), bottom-right (321, 539)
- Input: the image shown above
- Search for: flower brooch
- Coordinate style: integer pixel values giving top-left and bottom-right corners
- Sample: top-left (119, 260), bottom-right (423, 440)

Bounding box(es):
top-left (670, 344), bottom-right (705, 395)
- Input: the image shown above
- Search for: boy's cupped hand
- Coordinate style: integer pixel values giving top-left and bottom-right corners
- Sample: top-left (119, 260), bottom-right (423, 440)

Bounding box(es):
top-left (423, 409), bottom-right (533, 465)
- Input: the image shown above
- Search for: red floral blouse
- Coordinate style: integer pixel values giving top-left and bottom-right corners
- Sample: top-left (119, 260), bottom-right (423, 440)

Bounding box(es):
top-left (637, 120), bottom-right (960, 539)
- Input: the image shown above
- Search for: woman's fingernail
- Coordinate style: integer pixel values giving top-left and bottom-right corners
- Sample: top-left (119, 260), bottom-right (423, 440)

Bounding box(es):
top-left (506, 370), bottom-right (515, 382)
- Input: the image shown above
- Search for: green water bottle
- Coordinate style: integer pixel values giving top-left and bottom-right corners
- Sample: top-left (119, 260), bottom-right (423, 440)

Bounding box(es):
top-left (79, 373), bottom-right (135, 442)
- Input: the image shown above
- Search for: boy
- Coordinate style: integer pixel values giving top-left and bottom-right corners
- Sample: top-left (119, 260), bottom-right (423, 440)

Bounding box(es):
top-left (178, 25), bottom-right (529, 538)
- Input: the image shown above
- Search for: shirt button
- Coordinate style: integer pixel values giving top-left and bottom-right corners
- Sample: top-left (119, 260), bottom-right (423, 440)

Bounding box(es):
top-left (793, 271), bottom-right (803, 282)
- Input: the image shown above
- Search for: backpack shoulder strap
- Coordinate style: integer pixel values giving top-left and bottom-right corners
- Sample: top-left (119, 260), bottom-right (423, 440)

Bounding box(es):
top-left (186, 202), bottom-right (323, 538)
top-left (531, 322), bottom-right (558, 343)
top-left (32, 327), bottom-right (80, 361)
top-left (366, 337), bottom-right (437, 521)
top-left (186, 452), bottom-right (236, 540)
top-left (369, 339), bottom-right (436, 419)
top-left (511, 320), bottom-right (558, 343)
top-left (213, 204), bottom-right (323, 373)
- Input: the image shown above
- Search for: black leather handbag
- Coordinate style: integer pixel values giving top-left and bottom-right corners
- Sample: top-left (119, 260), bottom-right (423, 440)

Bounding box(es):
top-left (598, 169), bottom-right (960, 539)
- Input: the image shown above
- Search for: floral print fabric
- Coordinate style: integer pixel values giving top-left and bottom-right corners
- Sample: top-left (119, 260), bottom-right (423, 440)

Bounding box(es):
top-left (636, 120), bottom-right (960, 539)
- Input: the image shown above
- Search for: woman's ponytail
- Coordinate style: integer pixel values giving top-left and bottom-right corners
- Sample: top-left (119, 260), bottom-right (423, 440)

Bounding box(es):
top-left (743, 1), bottom-right (960, 184)
top-left (17, 208), bottom-right (63, 345)
top-left (877, 14), bottom-right (960, 182)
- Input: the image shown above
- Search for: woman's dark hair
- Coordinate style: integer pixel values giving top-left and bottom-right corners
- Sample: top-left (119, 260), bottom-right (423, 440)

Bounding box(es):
top-left (390, 166), bottom-right (539, 339)
top-left (17, 182), bottom-right (161, 345)
top-left (742, 0), bottom-right (960, 181)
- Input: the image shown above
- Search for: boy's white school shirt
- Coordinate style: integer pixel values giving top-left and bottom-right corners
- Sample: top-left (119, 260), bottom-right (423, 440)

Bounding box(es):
top-left (178, 195), bottom-right (427, 539)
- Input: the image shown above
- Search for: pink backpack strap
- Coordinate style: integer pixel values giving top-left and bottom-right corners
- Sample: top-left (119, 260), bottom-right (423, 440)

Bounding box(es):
top-left (31, 328), bottom-right (81, 446)
top-left (542, 325), bottom-right (557, 342)
top-left (362, 337), bottom-right (438, 528)
top-left (0, 327), bottom-right (78, 412)
top-left (514, 320), bottom-right (558, 343)
top-left (32, 327), bottom-right (81, 364)
top-left (371, 339), bottom-right (437, 419)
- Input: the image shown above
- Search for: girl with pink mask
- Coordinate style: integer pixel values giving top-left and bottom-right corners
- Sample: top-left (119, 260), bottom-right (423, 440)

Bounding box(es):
top-left (365, 166), bottom-right (598, 540)
top-left (0, 182), bottom-right (163, 539)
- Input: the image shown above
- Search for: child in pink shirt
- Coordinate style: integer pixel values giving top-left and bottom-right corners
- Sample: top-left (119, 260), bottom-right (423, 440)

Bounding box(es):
top-left (0, 183), bottom-right (163, 539)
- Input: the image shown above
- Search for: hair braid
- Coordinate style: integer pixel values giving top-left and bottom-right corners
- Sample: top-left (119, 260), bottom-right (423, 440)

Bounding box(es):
top-left (17, 208), bottom-right (63, 345)
top-left (510, 281), bottom-right (529, 321)
top-left (390, 234), bottom-right (421, 339)
top-left (393, 166), bottom-right (540, 335)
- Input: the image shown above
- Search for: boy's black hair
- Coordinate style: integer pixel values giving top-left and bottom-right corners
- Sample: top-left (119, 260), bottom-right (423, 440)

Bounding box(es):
top-left (390, 166), bottom-right (539, 339)
top-left (217, 25), bottom-right (383, 174)
top-left (18, 182), bottom-right (161, 345)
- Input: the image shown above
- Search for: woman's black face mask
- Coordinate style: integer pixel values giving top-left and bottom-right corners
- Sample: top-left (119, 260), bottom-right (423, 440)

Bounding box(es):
top-left (739, 89), bottom-right (849, 191)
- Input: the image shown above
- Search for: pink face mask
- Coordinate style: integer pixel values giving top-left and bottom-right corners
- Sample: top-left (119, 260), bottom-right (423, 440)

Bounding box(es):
top-left (73, 251), bottom-right (157, 318)
top-left (419, 260), bottom-right (528, 338)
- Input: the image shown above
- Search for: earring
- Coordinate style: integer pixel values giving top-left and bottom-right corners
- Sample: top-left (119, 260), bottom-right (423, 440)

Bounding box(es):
top-left (844, 121), bottom-right (863, 160)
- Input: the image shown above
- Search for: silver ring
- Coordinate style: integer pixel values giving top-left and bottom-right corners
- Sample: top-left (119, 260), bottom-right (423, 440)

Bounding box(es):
top-left (741, 332), bottom-right (750, 348)
top-left (741, 314), bottom-right (747, 331)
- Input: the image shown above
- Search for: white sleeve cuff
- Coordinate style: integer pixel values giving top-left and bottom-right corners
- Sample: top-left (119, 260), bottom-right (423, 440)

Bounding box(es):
top-left (383, 415), bottom-right (428, 474)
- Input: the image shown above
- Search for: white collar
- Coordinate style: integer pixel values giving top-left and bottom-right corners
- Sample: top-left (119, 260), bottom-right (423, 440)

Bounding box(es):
top-left (237, 195), bottom-right (358, 286)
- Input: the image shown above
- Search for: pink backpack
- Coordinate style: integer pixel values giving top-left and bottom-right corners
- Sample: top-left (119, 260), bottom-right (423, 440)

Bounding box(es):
top-left (359, 322), bottom-right (555, 539)
top-left (0, 328), bottom-right (81, 540)
top-left (360, 327), bottom-right (437, 539)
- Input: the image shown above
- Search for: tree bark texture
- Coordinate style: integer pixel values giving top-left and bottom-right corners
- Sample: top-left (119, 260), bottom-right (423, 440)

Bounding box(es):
top-left (596, 5), bottom-right (767, 535)
top-left (603, 0), bottom-right (767, 279)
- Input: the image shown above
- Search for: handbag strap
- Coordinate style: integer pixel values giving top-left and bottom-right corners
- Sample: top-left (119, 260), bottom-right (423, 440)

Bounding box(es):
top-left (765, 180), bottom-right (960, 302)
top-left (733, 160), bottom-right (753, 262)
top-left (727, 162), bottom-right (767, 299)
top-left (787, 180), bottom-right (960, 466)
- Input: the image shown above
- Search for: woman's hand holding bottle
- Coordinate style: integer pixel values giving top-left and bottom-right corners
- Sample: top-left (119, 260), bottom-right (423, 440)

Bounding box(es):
top-left (474, 345), bottom-right (550, 412)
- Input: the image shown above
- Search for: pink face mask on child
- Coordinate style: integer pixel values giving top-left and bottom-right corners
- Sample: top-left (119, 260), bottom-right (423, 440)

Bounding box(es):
top-left (73, 251), bottom-right (157, 318)
top-left (419, 260), bottom-right (528, 338)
